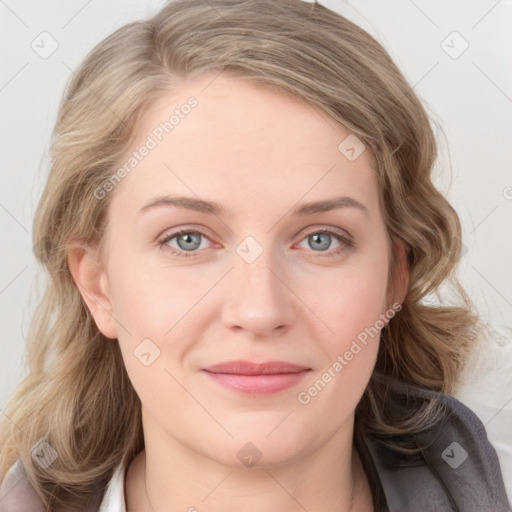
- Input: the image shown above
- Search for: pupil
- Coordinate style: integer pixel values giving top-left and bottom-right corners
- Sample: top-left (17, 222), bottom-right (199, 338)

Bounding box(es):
top-left (311, 233), bottom-right (330, 251)
top-left (179, 232), bottom-right (200, 250)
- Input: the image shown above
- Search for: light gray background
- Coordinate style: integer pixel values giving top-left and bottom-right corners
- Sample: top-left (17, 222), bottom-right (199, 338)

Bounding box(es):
top-left (1, 0), bottom-right (511, 496)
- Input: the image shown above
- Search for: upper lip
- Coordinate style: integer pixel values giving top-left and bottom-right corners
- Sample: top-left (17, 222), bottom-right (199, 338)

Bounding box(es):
top-left (202, 361), bottom-right (311, 375)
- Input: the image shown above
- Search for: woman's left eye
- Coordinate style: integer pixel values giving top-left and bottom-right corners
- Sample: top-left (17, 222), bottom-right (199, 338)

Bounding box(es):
top-left (157, 228), bottom-right (352, 258)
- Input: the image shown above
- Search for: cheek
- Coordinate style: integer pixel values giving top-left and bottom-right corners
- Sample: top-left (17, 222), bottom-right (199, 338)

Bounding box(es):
top-left (295, 269), bottom-right (386, 422)
top-left (106, 257), bottom-right (221, 396)
top-left (303, 260), bottom-right (389, 337)
top-left (321, 284), bottom-right (384, 379)
top-left (107, 258), bottom-right (214, 337)
top-left (299, 256), bottom-right (388, 394)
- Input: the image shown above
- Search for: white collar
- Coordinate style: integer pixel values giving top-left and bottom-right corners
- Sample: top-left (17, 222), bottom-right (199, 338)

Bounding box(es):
top-left (98, 460), bottom-right (127, 511)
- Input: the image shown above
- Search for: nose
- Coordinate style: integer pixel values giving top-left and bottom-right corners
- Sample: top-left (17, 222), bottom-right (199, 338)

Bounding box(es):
top-left (221, 250), bottom-right (297, 338)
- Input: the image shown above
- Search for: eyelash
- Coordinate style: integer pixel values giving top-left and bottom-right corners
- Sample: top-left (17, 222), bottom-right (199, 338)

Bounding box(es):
top-left (156, 226), bottom-right (353, 259)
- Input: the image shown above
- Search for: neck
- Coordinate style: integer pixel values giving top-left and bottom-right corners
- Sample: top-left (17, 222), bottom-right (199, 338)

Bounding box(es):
top-left (126, 410), bottom-right (372, 512)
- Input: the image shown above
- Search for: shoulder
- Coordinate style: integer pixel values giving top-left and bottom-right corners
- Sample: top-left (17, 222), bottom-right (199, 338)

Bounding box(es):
top-left (0, 457), bottom-right (112, 512)
top-left (418, 391), bottom-right (510, 511)
top-left (0, 458), bottom-right (46, 511)
top-left (361, 380), bottom-right (511, 512)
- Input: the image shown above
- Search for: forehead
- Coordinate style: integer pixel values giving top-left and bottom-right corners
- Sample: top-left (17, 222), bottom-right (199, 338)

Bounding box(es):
top-left (110, 73), bottom-right (380, 219)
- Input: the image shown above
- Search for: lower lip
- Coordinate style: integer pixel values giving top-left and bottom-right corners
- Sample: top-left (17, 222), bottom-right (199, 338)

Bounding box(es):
top-left (201, 370), bottom-right (311, 395)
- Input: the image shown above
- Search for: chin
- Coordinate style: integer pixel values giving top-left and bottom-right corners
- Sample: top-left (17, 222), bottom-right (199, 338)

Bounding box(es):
top-left (198, 427), bottom-right (315, 471)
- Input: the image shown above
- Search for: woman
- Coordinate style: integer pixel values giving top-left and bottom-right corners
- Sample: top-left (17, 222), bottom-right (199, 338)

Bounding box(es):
top-left (0, 0), bottom-right (509, 510)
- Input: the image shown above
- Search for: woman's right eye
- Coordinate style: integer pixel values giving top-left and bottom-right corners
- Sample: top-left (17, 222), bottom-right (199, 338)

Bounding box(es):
top-left (157, 229), bottom-right (214, 258)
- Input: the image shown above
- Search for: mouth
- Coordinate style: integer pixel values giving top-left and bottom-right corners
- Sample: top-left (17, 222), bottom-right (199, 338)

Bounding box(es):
top-left (201, 360), bottom-right (312, 395)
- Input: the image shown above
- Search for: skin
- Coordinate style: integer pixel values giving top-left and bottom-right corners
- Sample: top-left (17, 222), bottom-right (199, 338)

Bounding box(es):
top-left (68, 73), bottom-right (409, 511)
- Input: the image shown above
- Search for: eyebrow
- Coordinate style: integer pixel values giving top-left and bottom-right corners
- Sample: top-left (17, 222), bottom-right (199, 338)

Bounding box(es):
top-left (138, 194), bottom-right (369, 217)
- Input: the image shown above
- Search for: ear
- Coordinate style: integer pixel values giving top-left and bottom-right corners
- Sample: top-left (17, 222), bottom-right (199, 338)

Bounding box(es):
top-left (386, 237), bottom-right (410, 311)
top-left (67, 242), bottom-right (118, 339)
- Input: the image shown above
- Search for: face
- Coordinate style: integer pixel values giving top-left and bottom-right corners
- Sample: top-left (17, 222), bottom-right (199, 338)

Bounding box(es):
top-left (78, 73), bottom-right (404, 468)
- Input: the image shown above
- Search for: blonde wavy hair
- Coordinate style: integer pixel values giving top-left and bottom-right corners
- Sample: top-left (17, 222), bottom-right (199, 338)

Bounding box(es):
top-left (0, 0), bottom-right (481, 508)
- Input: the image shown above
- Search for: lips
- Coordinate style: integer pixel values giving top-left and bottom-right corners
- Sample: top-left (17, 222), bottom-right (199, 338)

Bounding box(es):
top-left (202, 360), bottom-right (310, 375)
top-left (201, 360), bottom-right (311, 395)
